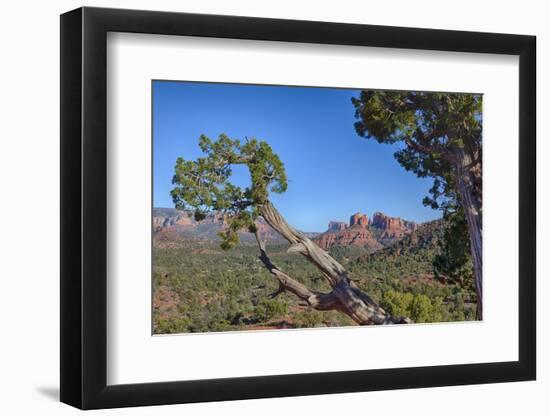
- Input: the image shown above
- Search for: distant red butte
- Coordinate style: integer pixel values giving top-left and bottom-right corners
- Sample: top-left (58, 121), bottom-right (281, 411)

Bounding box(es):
top-left (370, 212), bottom-right (417, 241)
top-left (315, 211), bottom-right (417, 251)
top-left (316, 212), bottom-right (379, 252)
top-left (327, 221), bottom-right (348, 232)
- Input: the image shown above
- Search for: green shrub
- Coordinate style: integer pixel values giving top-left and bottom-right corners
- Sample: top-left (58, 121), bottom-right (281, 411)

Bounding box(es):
top-left (380, 290), bottom-right (414, 318)
top-left (154, 315), bottom-right (192, 334)
top-left (294, 310), bottom-right (325, 328)
top-left (381, 290), bottom-right (444, 323)
top-left (253, 299), bottom-right (288, 322)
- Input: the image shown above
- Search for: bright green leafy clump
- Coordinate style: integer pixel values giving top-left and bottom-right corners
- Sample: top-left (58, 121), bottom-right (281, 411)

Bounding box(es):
top-left (381, 289), bottom-right (443, 323)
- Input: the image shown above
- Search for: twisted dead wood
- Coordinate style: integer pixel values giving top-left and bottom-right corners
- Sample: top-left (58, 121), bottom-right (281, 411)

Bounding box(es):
top-left (255, 201), bottom-right (410, 325)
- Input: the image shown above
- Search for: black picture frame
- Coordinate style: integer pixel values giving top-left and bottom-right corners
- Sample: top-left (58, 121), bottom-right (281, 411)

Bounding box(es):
top-left (60, 6), bottom-right (536, 410)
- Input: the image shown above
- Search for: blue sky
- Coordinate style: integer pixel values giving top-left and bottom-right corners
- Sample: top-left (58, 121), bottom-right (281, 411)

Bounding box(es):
top-left (153, 81), bottom-right (441, 232)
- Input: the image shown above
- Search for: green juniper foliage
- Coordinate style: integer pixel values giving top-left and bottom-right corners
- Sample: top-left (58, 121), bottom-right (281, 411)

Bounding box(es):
top-left (352, 91), bottom-right (481, 211)
top-left (171, 134), bottom-right (288, 249)
top-left (352, 91), bottom-right (482, 295)
top-left (433, 208), bottom-right (475, 290)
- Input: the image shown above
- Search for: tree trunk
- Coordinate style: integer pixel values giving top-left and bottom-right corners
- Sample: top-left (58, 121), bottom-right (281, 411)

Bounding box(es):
top-left (256, 201), bottom-right (410, 325)
top-left (454, 152), bottom-right (483, 320)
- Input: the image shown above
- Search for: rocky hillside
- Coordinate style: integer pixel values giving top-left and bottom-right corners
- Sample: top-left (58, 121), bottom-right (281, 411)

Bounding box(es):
top-left (153, 208), bottom-right (322, 247)
top-left (153, 208), bottom-right (287, 247)
top-left (358, 218), bottom-right (444, 260)
top-left (153, 207), bottom-right (436, 253)
top-left (314, 212), bottom-right (417, 251)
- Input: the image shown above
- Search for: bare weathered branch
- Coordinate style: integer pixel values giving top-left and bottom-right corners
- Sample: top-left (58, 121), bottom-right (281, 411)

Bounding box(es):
top-left (256, 201), bottom-right (410, 325)
top-left (253, 230), bottom-right (341, 311)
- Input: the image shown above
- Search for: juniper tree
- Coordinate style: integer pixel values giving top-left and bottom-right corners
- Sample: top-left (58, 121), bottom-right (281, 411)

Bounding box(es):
top-left (171, 134), bottom-right (409, 325)
top-left (352, 91), bottom-right (483, 319)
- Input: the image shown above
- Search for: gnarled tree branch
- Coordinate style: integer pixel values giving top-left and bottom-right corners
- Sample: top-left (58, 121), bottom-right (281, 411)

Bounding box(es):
top-left (256, 201), bottom-right (411, 325)
top-left (253, 230), bottom-right (341, 311)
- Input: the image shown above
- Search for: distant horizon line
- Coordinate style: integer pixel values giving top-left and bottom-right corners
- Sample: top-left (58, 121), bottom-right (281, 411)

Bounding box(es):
top-left (152, 206), bottom-right (443, 231)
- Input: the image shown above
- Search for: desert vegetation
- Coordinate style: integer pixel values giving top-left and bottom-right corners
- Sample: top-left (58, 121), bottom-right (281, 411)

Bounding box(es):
top-left (153, 234), bottom-right (476, 333)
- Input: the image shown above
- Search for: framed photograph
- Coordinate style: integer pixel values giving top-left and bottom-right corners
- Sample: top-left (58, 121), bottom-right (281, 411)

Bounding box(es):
top-left (60, 6), bottom-right (536, 410)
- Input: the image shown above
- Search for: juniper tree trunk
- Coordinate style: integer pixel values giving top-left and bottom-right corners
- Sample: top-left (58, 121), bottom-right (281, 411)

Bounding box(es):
top-left (454, 151), bottom-right (483, 320)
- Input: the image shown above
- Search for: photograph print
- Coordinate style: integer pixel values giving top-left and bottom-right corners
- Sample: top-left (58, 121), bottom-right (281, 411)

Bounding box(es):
top-left (152, 81), bottom-right (482, 334)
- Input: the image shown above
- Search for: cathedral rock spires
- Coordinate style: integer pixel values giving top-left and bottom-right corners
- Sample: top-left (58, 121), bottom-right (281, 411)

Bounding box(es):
top-left (349, 213), bottom-right (369, 227)
top-left (315, 211), bottom-right (417, 250)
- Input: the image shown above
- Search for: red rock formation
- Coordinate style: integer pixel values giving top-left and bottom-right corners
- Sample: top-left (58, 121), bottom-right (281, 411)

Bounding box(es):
top-left (328, 221), bottom-right (348, 232)
top-left (154, 208), bottom-right (418, 251)
top-left (153, 209), bottom-right (285, 246)
top-left (153, 216), bottom-right (166, 232)
top-left (153, 213), bottom-right (193, 232)
top-left (315, 227), bottom-right (382, 252)
top-left (175, 215), bottom-right (193, 226)
top-left (349, 213), bottom-right (369, 228)
top-left (370, 212), bottom-right (416, 241)
top-left (315, 211), bottom-right (417, 250)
